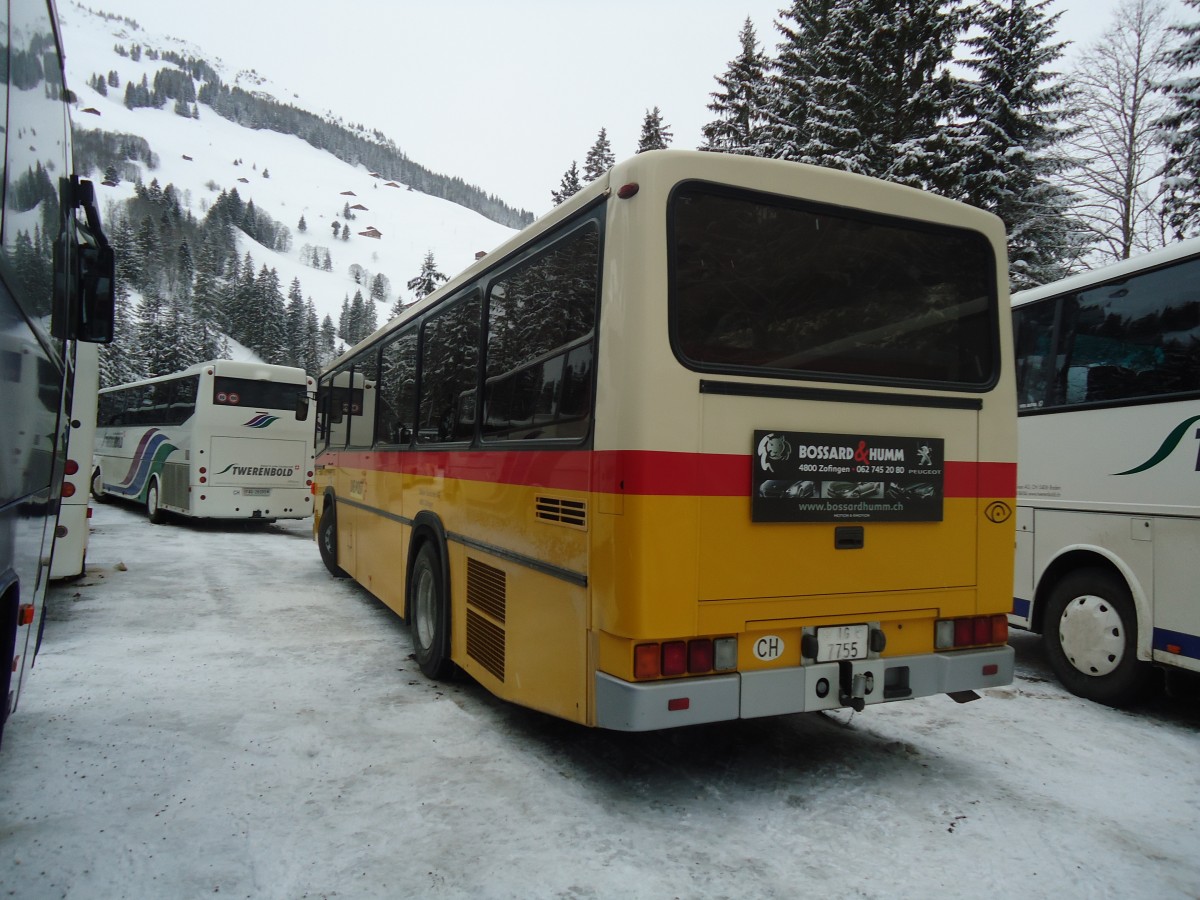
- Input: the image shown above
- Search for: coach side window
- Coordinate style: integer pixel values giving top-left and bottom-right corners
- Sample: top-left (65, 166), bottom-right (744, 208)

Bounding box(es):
top-left (0, 1), bottom-right (68, 344)
top-left (1013, 301), bottom-right (1057, 410)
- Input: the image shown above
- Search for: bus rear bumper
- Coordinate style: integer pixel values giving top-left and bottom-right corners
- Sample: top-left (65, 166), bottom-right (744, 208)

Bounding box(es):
top-left (594, 646), bottom-right (1014, 731)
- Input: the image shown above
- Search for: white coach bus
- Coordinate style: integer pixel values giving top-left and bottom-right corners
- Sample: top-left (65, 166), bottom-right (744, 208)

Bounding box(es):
top-left (1010, 239), bottom-right (1200, 704)
top-left (51, 341), bottom-right (100, 579)
top-left (93, 360), bottom-right (316, 523)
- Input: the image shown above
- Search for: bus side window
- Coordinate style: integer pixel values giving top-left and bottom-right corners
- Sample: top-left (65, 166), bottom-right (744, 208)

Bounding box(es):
top-left (1013, 301), bottom-right (1057, 410)
top-left (379, 328), bottom-right (418, 445)
top-left (482, 224), bottom-right (599, 441)
top-left (419, 293), bottom-right (480, 443)
top-left (348, 351), bottom-right (379, 448)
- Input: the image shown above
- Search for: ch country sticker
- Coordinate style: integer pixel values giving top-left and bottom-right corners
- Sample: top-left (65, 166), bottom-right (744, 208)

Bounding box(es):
top-left (753, 635), bottom-right (784, 661)
top-left (1112, 415), bottom-right (1200, 475)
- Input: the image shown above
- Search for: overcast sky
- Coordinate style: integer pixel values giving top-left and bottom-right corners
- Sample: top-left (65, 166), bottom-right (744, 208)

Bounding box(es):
top-left (70, 0), bottom-right (1182, 216)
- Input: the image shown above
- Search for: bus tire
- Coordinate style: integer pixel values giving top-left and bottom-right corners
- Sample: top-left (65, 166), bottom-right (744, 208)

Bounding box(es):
top-left (410, 541), bottom-right (453, 681)
top-left (1044, 568), bottom-right (1149, 707)
top-left (90, 466), bottom-right (107, 502)
top-left (0, 587), bottom-right (18, 751)
top-left (317, 502), bottom-right (347, 578)
top-left (146, 477), bottom-right (166, 525)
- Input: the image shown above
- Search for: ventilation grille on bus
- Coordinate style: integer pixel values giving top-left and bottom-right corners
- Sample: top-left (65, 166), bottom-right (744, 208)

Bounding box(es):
top-left (466, 558), bottom-right (505, 681)
top-left (534, 495), bottom-right (587, 530)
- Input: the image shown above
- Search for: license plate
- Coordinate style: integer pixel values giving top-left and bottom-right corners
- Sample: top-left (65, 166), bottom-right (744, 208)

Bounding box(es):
top-left (816, 624), bottom-right (869, 662)
top-left (242, 488), bottom-right (271, 497)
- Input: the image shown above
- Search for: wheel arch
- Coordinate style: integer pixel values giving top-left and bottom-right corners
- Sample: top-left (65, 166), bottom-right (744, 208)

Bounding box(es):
top-left (319, 486), bottom-right (337, 516)
top-left (406, 510), bottom-right (450, 623)
top-left (1033, 545), bottom-right (1152, 661)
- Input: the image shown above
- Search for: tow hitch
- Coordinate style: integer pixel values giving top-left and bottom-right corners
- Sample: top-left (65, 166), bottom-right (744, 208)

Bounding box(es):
top-left (839, 661), bottom-right (873, 712)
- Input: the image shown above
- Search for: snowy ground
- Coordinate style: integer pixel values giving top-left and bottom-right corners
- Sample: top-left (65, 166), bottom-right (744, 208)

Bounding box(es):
top-left (1, 502), bottom-right (1198, 900)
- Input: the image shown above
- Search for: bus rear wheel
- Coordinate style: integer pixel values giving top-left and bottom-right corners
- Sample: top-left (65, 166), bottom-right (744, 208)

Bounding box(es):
top-left (90, 467), bottom-right (107, 502)
top-left (317, 502), bottom-right (347, 578)
top-left (145, 478), bottom-right (166, 525)
top-left (410, 541), bottom-right (453, 681)
top-left (1044, 568), bottom-right (1149, 707)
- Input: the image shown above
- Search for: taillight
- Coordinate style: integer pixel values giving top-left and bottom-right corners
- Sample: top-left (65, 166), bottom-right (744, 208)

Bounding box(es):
top-left (634, 644), bottom-right (659, 679)
top-left (661, 641), bottom-right (687, 676)
top-left (936, 615), bottom-right (1008, 649)
top-left (688, 639), bottom-right (713, 673)
top-left (61, 482), bottom-right (76, 498)
top-left (64, 459), bottom-right (79, 476)
top-left (632, 637), bottom-right (737, 680)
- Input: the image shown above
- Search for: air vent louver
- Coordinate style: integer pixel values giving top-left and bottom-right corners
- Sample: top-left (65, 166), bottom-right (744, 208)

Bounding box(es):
top-left (535, 495), bottom-right (587, 529)
top-left (466, 558), bottom-right (506, 681)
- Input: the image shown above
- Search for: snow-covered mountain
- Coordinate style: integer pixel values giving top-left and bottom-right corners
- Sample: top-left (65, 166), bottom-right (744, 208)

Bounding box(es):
top-left (57, 4), bottom-right (519, 343)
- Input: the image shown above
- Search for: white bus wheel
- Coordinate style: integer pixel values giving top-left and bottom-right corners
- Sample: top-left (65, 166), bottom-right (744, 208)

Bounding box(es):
top-left (146, 478), bottom-right (166, 525)
top-left (1044, 568), bottom-right (1149, 707)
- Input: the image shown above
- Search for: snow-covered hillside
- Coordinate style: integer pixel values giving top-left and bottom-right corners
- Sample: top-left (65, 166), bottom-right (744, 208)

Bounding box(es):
top-left (57, 5), bottom-right (517, 340)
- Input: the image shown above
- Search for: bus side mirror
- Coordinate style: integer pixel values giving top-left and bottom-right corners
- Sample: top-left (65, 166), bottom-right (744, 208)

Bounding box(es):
top-left (296, 392), bottom-right (310, 421)
top-left (78, 242), bottom-right (115, 343)
top-left (73, 178), bottom-right (115, 344)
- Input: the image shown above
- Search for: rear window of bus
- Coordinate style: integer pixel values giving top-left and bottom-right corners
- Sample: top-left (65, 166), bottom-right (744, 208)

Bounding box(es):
top-left (669, 182), bottom-right (998, 390)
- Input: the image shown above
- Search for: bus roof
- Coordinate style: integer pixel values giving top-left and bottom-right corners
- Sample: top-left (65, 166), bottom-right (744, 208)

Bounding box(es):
top-left (326, 149), bottom-right (1008, 377)
top-left (100, 359), bottom-right (310, 393)
top-left (1012, 235), bottom-right (1200, 309)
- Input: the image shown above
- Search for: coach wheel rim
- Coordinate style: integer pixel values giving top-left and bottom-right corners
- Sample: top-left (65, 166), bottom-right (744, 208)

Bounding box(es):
top-left (1057, 593), bottom-right (1126, 678)
top-left (320, 510), bottom-right (336, 558)
top-left (413, 557), bottom-right (437, 652)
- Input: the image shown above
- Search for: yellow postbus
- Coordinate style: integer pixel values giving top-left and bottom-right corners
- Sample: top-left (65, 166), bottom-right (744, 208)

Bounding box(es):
top-left (313, 150), bottom-right (1016, 730)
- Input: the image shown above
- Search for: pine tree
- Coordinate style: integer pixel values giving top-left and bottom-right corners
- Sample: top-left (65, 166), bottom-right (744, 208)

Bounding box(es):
top-left (303, 300), bottom-right (321, 374)
top-left (136, 287), bottom-right (170, 376)
top-left (250, 265), bottom-right (287, 363)
top-left (362, 291), bottom-right (378, 337)
top-left (1157, 0), bottom-right (1200, 239)
top-left (953, 0), bottom-right (1081, 288)
top-left (407, 250), bottom-right (448, 302)
top-left (319, 315), bottom-right (338, 367)
top-left (99, 280), bottom-right (142, 388)
top-left (348, 290), bottom-right (367, 344)
top-left (767, 0), bottom-right (962, 188)
top-left (636, 107), bottom-right (674, 152)
top-left (285, 278), bottom-right (307, 368)
top-left (551, 162), bottom-right (583, 205)
top-left (370, 272), bottom-right (389, 304)
top-left (297, 214), bottom-right (307, 233)
top-left (583, 128), bottom-right (616, 182)
top-left (701, 17), bottom-right (771, 154)
top-left (224, 251), bottom-right (257, 347)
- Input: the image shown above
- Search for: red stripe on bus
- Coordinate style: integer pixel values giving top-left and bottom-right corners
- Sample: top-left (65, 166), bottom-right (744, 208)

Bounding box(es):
top-left (325, 449), bottom-right (1016, 499)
